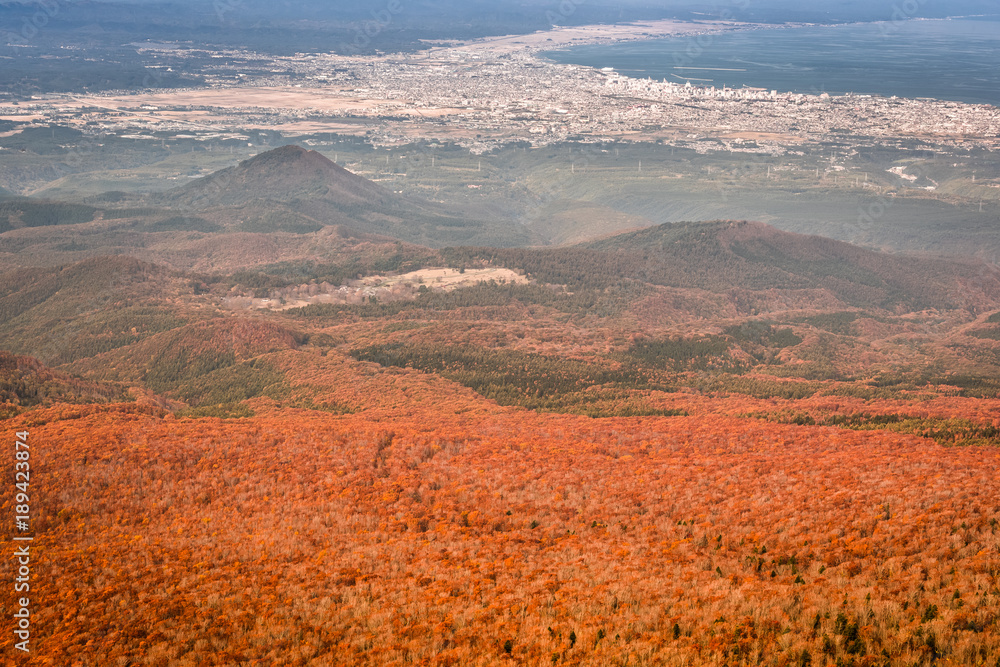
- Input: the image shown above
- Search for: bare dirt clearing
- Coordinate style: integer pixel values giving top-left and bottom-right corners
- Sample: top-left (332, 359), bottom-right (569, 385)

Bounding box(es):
top-left (228, 266), bottom-right (529, 311)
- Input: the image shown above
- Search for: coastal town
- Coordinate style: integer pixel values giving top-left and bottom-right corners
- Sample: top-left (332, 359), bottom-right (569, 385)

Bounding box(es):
top-left (1, 20), bottom-right (998, 156)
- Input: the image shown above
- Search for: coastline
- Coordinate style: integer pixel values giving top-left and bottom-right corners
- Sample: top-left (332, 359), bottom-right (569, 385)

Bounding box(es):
top-left (539, 17), bottom-right (1000, 108)
top-left (0, 18), bottom-right (997, 154)
top-left (413, 18), bottom-right (786, 57)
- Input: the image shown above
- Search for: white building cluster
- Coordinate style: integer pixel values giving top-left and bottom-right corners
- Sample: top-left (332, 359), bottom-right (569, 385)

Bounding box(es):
top-left (604, 73), bottom-right (778, 101)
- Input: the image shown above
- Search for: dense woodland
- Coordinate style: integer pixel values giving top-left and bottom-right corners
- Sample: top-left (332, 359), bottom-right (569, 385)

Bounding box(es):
top-left (2, 245), bottom-right (1000, 665)
top-left (1, 405), bottom-right (999, 665)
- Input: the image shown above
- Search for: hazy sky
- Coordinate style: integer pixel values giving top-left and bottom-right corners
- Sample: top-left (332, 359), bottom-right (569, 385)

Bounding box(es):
top-left (88, 0), bottom-right (1000, 21)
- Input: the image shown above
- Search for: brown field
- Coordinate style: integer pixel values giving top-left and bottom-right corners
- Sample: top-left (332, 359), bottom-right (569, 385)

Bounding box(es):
top-left (720, 131), bottom-right (810, 144)
top-left (66, 88), bottom-right (398, 114)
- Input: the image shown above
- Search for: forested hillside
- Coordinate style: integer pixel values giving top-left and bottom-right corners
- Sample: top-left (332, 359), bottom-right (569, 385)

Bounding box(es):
top-left (2, 405), bottom-right (999, 664)
top-left (3, 212), bottom-right (1000, 666)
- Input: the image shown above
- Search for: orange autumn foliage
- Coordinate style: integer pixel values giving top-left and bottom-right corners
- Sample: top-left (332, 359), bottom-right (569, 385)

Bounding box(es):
top-left (1, 403), bottom-right (998, 666)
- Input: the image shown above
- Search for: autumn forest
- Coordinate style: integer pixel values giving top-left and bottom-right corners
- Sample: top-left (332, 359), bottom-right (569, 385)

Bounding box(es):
top-left (1, 145), bottom-right (1000, 666)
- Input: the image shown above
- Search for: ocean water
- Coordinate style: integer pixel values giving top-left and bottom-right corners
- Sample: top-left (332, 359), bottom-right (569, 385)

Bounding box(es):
top-left (543, 18), bottom-right (1000, 106)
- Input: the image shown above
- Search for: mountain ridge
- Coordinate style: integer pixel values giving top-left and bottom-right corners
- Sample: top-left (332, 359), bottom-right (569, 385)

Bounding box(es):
top-left (165, 145), bottom-right (391, 208)
top-left (0, 349), bottom-right (127, 410)
top-left (438, 219), bottom-right (1000, 312)
top-left (152, 144), bottom-right (539, 247)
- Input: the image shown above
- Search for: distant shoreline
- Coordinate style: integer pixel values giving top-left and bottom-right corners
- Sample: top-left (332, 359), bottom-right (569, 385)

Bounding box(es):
top-left (539, 17), bottom-right (1000, 108)
top-left (415, 18), bottom-right (790, 57)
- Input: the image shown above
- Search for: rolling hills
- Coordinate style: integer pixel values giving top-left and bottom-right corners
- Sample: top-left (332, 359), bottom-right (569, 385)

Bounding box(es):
top-left (587, 220), bottom-right (1000, 311)
top-left (157, 145), bottom-right (538, 247)
top-left (0, 349), bottom-right (127, 413)
top-left (3, 217), bottom-right (1000, 418)
top-left (4, 219), bottom-right (1000, 664)
top-left (0, 145), bottom-right (539, 272)
top-left (442, 220), bottom-right (1000, 312)
top-left (4, 144), bottom-right (1000, 667)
